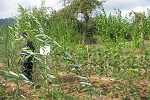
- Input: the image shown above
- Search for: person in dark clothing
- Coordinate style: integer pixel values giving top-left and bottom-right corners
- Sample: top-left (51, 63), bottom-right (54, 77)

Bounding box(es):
top-left (19, 32), bottom-right (35, 81)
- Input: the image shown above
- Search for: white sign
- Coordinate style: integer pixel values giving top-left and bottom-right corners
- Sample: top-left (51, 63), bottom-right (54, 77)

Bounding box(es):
top-left (40, 45), bottom-right (50, 55)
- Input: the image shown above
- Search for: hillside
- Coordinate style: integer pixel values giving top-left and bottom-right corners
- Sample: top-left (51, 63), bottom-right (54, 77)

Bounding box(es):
top-left (0, 18), bottom-right (15, 26)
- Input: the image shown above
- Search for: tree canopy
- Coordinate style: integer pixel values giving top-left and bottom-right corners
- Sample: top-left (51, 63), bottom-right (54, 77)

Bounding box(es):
top-left (61, 0), bottom-right (105, 44)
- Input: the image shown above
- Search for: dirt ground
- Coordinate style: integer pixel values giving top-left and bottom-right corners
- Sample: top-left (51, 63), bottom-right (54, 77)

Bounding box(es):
top-left (0, 63), bottom-right (150, 100)
top-left (0, 63), bottom-right (3, 69)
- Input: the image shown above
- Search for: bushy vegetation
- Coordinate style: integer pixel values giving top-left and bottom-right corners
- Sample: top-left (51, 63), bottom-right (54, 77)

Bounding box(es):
top-left (95, 9), bottom-right (150, 47)
top-left (0, 0), bottom-right (150, 100)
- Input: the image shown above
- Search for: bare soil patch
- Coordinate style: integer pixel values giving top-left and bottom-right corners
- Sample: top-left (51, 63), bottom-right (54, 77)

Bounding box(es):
top-left (0, 63), bottom-right (3, 69)
top-left (0, 69), bottom-right (149, 100)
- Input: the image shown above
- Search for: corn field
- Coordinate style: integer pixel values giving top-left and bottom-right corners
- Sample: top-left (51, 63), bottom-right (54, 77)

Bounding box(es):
top-left (0, 2), bottom-right (150, 100)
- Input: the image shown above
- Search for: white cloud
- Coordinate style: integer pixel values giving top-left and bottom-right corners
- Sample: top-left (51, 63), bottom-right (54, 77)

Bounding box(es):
top-left (103, 0), bottom-right (150, 17)
top-left (121, 6), bottom-right (150, 17)
top-left (104, 0), bottom-right (150, 11)
top-left (0, 0), bottom-right (22, 18)
top-left (1, 0), bottom-right (150, 18)
top-left (0, 0), bottom-right (61, 18)
top-left (45, 0), bottom-right (62, 10)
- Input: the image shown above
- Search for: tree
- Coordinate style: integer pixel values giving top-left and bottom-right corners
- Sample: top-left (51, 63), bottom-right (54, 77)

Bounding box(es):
top-left (61, 0), bottom-right (105, 44)
top-left (130, 11), bottom-right (145, 49)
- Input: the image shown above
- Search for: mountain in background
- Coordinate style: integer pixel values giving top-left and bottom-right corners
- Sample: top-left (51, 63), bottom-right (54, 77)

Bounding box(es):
top-left (0, 18), bottom-right (15, 26)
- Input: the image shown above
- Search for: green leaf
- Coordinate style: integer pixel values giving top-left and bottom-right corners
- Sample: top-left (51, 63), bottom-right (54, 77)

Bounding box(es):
top-left (68, 64), bottom-right (83, 71)
top-left (64, 50), bottom-right (72, 58)
top-left (110, 78), bottom-right (116, 81)
top-left (77, 76), bottom-right (88, 80)
top-left (34, 57), bottom-right (42, 62)
top-left (37, 64), bottom-right (50, 70)
top-left (80, 82), bottom-right (92, 86)
top-left (25, 50), bottom-right (34, 55)
top-left (47, 74), bottom-right (55, 79)
top-left (20, 95), bottom-right (26, 99)
top-left (0, 70), bottom-right (8, 75)
top-left (53, 41), bottom-right (62, 47)
top-left (68, 64), bottom-right (79, 68)
top-left (36, 38), bottom-right (45, 42)
top-left (148, 84), bottom-right (150, 88)
top-left (9, 71), bottom-right (19, 77)
top-left (51, 84), bottom-right (59, 87)
top-left (20, 74), bottom-right (29, 80)
top-left (35, 34), bottom-right (46, 39)
top-left (24, 55), bottom-right (32, 60)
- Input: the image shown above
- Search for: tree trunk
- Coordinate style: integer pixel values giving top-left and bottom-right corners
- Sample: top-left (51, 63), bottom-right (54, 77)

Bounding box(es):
top-left (82, 15), bottom-right (88, 45)
top-left (140, 32), bottom-right (145, 49)
top-left (82, 31), bottom-right (86, 45)
top-left (140, 17), bottom-right (145, 49)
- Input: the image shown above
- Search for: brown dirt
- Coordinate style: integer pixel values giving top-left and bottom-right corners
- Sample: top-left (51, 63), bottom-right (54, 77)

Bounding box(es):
top-left (0, 63), bottom-right (3, 69)
top-left (0, 66), bottom-right (149, 100)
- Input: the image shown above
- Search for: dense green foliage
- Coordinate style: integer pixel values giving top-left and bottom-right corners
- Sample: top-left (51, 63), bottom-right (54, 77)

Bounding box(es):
top-left (0, 0), bottom-right (150, 99)
top-left (61, 0), bottom-right (104, 44)
top-left (95, 9), bottom-right (150, 47)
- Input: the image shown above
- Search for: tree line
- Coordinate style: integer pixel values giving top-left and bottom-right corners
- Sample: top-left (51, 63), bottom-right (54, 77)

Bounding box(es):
top-left (1, 0), bottom-right (150, 48)
top-left (0, 18), bottom-right (15, 26)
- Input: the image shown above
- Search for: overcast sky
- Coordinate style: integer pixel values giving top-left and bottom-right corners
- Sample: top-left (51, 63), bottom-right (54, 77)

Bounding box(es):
top-left (0, 0), bottom-right (150, 18)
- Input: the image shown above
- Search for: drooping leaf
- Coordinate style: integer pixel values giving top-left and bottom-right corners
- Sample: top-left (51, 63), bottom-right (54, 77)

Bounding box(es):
top-left (20, 74), bottom-right (29, 80)
top-left (80, 82), bottom-right (92, 86)
top-left (0, 70), bottom-right (8, 75)
top-left (68, 64), bottom-right (78, 68)
top-left (68, 64), bottom-right (83, 71)
top-left (47, 74), bottom-right (55, 79)
top-left (64, 50), bottom-right (72, 58)
top-left (9, 71), bottom-right (19, 77)
top-left (35, 34), bottom-right (46, 39)
top-left (53, 41), bottom-right (62, 48)
top-left (36, 38), bottom-right (45, 42)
